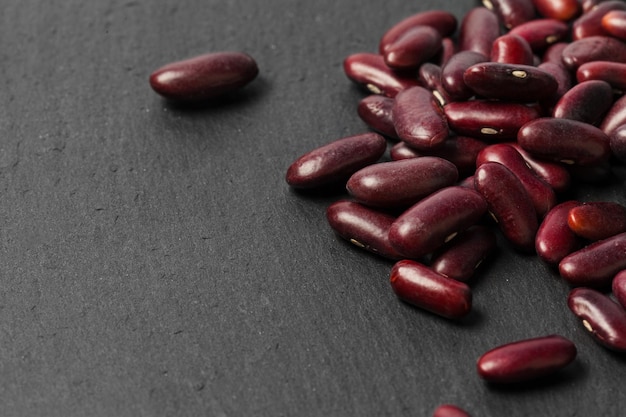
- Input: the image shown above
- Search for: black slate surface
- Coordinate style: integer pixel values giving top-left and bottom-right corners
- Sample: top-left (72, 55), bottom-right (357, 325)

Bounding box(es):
top-left (1, 1), bottom-right (625, 416)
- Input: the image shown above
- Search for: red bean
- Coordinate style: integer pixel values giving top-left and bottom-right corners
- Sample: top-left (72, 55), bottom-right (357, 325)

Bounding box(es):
top-left (561, 36), bottom-right (626, 70)
top-left (378, 10), bottom-right (458, 54)
top-left (483, 0), bottom-right (537, 29)
top-left (541, 42), bottom-right (570, 67)
top-left (577, 61), bottom-right (626, 92)
top-left (441, 51), bottom-right (490, 101)
top-left (559, 232), bottom-right (626, 287)
top-left (389, 142), bottom-right (420, 161)
top-left (326, 200), bottom-right (403, 260)
top-left (552, 80), bottom-right (614, 126)
top-left (430, 225), bottom-right (497, 282)
top-left (392, 86), bottom-right (449, 150)
top-left (610, 124), bottom-right (626, 161)
top-left (567, 201), bottom-right (626, 241)
top-left (568, 287), bottom-right (626, 352)
top-left (346, 157), bottom-right (458, 209)
top-left (536, 201), bottom-right (583, 264)
top-left (602, 10), bottom-right (626, 40)
top-left (612, 270), bottom-right (626, 310)
top-left (509, 143), bottom-right (571, 193)
top-left (508, 18), bottom-right (570, 51)
top-left (475, 162), bottom-right (539, 252)
top-left (572, 0), bottom-right (626, 40)
top-left (383, 26), bottom-right (443, 70)
top-left (532, 0), bottom-right (581, 21)
top-left (389, 259), bottom-right (472, 319)
top-left (490, 34), bottom-right (535, 65)
top-left (419, 63), bottom-right (453, 106)
top-left (600, 94), bottom-right (626, 136)
top-left (357, 95), bottom-right (399, 139)
top-left (433, 404), bottom-right (472, 417)
top-left (439, 37), bottom-right (458, 66)
top-left (285, 133), bottom-right (386, 189)
top-left (459, 8), bottom-right (501, 57)
top-left (476, 335), bottom-right (577, 384)
top-left (517, 117), bottom-right (611, 166)
top-left (389, 186), bottom-right (487, 259)
top-left (343, 53), bottom-right (420, 97)
top-left (149, 51), bottom-right (258, 102)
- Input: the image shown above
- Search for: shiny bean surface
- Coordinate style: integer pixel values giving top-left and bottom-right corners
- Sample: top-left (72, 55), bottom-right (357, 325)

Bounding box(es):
top-left (600, 94), bottom-right (626, 136)
top-left (432, 404), bottom-right (471, 417)
top-left (536, 201), bottom-right (583, 264)
top-left (419, 63), bottom-right (453, 106)
top-left (357, 95), bottom-right (398, 139)
top-left (610, 124), bottom-right (626, 162)
top-left (553, 80), bottom-right (614, 126)
top-left (390, 260), bottom-right (472, 319)
top-left (572, 0), bottom-right (626, 40)
top-left (612, 270), bottom-right (626, 310)
top-left (567, 201), bottom-right (626, 241)
top-left (510, 143), bottom-right (571, 193)
top-left (384, 26), bottom-right (443, 70)
top-left (343, 53), bottom-right (420, 97)
top-left (532, 0), bottom-right (581, 21)
top-left (441, 51), bottom-right (490, 101)
top-left (561, 36), bottom-right (626, 70)
top-left (602, 10), bottom-right (626, 39)
top-left (477, 335), bottom-right (577, 383)
top-left (490, 34), bottom-right (535, 65)
top-left (508, 18), bottom-right (570, 51)
top-left (379, 10), bottom-right (458, 54)
top-left (484, 0), bottom-right (537, 29)
top-left (459, 8), bottom-right (501, 57)
top-left (577, 61), bottom-right (626, 92)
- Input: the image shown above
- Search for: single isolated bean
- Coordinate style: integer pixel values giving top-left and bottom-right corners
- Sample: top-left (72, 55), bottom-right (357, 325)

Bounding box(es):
top-left (388, 186), bottom-right (487, 259)
top-left (476, 335), bottom-right (577, 384)
top-left (561, 36), bottom-right (626, 70)
top-left (602, 10), bottom-right (626, 40)
top-left (432, 404), bottom-right (472, 417)
top-left (572, 0), bottom-right (626, 40)
top-left (378, 10), bottom-right (458, 54)
top-left (490, 34), bottom-right (535, 65)
top-left (357, 95), bottom-right (398, 139)
top-left (577, 61), bottom-right (626, 92)
top-left (383, 25), bottom-right (443, 70)
top-left (389, 259), bottom-right (472, 319)
top-left (510, 143), bottom-right (571, 193)
top-left (568, 287), bottom-right (626, 352)
top-left (285, 133), bottom-right (386, 189)
top-left (459, 7), bottom-right (501, 57)
top-left (610, 124), bottom-right (626, 162)
top-left (553, 80), bottom-right (614, 126)
top-left (346, 157), bottom-right (459, 209)
top-left (508, 18), bottom-right (570, 51)
top-left (567, 201), bottom-right (626, 241)
top-left (149, 51), bottom-right (259, 102)
top-left (343, 53), bottom-right (419, 97)
top-left (483, 0), bottom-right (537, 29)
top-left (535, 201), bottom-right (583, 265)
top-left (612, 270), bottom-right (626, 310)
top-left (326, 200), bottom-right (403, 260)
top-left (441, 51), bottom-right (489, 101)
top-left (532, 0), bottom-right (581, 21)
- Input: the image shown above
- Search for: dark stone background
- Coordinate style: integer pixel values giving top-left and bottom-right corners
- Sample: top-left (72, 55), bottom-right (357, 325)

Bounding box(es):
top-left (1, 1), bottom-right (624, 416)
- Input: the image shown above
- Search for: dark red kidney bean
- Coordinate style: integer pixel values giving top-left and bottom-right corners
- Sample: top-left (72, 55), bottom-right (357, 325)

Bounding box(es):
top-left (389, 186), bottom-right (488, 259)
top-left (612, 270), bottom-right (626, 310)
top-left (476, 144), bottom-right (556, 218)
top-left (600, 94), bottom-right (626, 136)
top-left (536, 201), bottom-right (583, 264)
top-left (610, 124), bottom-right (626, 162)
top-left (285, 133), bottom-right (386, 189)
top-left (567, 202), bottom-right (626, 241)
top-left (444, 100), bottom-right (541, 141)
top-left (508, 19), bottom-right (570, 51)
top-left (476, 335), bottom-right (577, 384)
top-left (441, 51), bottom-right (489, 101)
top-left (432, 404), bottom-right (471, 417)
top-left (379, 10), bottom-right (458, 54)
top-left (149, 51), bottom-right (258, 102)
top-left (536, 62), bottom-right (573, 111)
top-left (577, 61), bottom-right (626, 92)
top-left (458, 175), bottom-right (476, 189)
top-left (430, 225), bottom-right (497, 282)
top-left (491, 34), bottom-right (535, 65)
top-left (392, 86), bottom-right (449, 150)
top-left (561, 36), bottom-right (626, 70)
top-left (418, 63), bottom-right (453, 107)
top-left (518, 118), bottom-right (611, 166)
top-left (389, 259), bottom-right (472, 319)
top-left (343, 53), bottom-right (420, 97)
top-left (459, 8), bottom-right (501, 57)
top-left (484, 0), bottom-right (537, 29)
top-left (553, 80), bottom-right (614, 126)
top-left (463, 63), bottom-right (558, 102)
top-left (384, 26), bottom-right (443, 70)
top-left (326, 200), bottom-right (403, 260)
top-left (474, 162), bottom-right (538, 252)
top-left (346, 157), bottom-right (458, 209)
top-left (438, 37), bottom-right (457, 66)
top-left (357, 95), bottom-right (399, 139)
top-left (390, 141), bottom-right (420, 160)
top-left (582, 0), bottom-right (614, 13)
top-left (602, 10), bottom-right (626, 40)
top-left (572, 0), bottom-right (626, 40)
top-left (559, 232), bottom-right (626, 287)
top-left (532, 0), bottom-right (581, 21)
top-left (568, 287), bottom-right (626, 352)
top-left (510, 143), bottom-right (571, 193)
top-left (541, 42), bottom-right (569, 67)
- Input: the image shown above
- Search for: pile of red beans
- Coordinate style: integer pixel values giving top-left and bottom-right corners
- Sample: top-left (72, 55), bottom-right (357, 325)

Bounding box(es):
top-left (285, 1), bottom-right (626, 414)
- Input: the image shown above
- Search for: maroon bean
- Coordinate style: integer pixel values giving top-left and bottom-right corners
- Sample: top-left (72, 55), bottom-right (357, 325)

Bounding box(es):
top-left (532, 0), bottom-right (581, 21)
top-left (390, 142), bottom-right (420, 160)
top-left (441, 51), bottom-right (489, 101)
top-left (508, 19), bottom-right (570, 51)
top-left (392, 86), bottom-right (449, 150)
top-left (285, 133), bottom-right (386, 189)
top-left (561, 36), bottom-right (626, 70)
top-left (384, 26), bottom-right (443, 70)
top-left (439, 37), bottom-right (457, 66)
top-left (510, 143), bottom-right (571, 193)
top-left (477, 144), bottom-right (556, 217)
top-left (602, 10), bottom-right (626, 40)
top-left (444, 100), bottom-right (541, 141)
top-left (463, 62), bottom-right (558, 102)
top-left (475, 162), bottom-right (539, 252)
top-left (572, 0), bottom-right (626, 40)
top-left (559, 232), bottom-right (626, 287)
top-left (343, 53), bottom-right (420, 97)
top-left (458, 175), bottom-right (476, 189)
top-left (149, 51), bottom-right (259, 102)
top-left (567, 201), bottom-right (626, 241)
top-left (553, 80), bottom-right (614, 126)
top-left (577, 61), bottom-right (626, 92)
top-left (568, 287), bottom-right (626, 352)
top-left (476, 335), bottom-right (577, 384)
top-left (390, 259), bottom-right (472, 319)
top-left (536, 201), bottom-right (583, 264)
top-left (536, 62), bottom-right (574, 111)
top-left (389, 186), bottom-right (487, 259)
top-left (418, 63), bottom-right (453, 107)
top-left (433, 404), bottom-right (471, 417)
top-left (490, 34), bottom-right (535, 65)
top-left (541, 42), bottom-right (570, 67)
top-left (430, 225), bottom-right (497, 282)
top-left (612, 270), bottom-right (626, 310)
top-left (610, 124), bottom-right (626, 162)
top-left (357, 95), bottom-right (399, 139)
top-left (483, 0), bottom-right (537, 29)
top-left (346, 157), bottom-right (458, 209)
top-left (600, 94), bottom-right (626, 136)
top-left (379, 10), bottom-right (458, 54)
top-left (582, 0), bottom-right (613, 13)
top-left (518, 118), bottom-right (611, 166)
top-left (326, 200), bottom-right (403, 260)
top-left (459, 8), bottom-right (501, 57)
